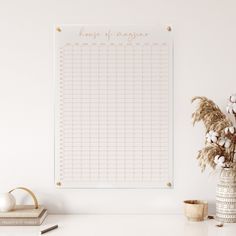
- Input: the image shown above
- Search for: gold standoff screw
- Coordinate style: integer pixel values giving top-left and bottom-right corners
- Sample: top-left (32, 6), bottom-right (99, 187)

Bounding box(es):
top-left (56, 27), bottom-right (62, 32)
top-left (56, 182), bottom-right (62, 186)
top-left (166, 26), bottom-right (172, 32)
top-left (166, 182), bottom-right (172, 187)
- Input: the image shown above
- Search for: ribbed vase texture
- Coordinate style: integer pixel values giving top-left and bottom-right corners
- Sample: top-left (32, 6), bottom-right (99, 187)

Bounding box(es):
top-left (216, 168), bottom-right (236, 223)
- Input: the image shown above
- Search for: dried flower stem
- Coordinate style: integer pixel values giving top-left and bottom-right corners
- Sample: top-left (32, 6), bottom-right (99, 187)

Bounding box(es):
top-left (192, 96), bottom-right (234, 171)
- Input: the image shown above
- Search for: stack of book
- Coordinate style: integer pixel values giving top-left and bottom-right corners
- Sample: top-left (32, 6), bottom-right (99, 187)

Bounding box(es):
top-left (0, 205), bottom-right (47, 226)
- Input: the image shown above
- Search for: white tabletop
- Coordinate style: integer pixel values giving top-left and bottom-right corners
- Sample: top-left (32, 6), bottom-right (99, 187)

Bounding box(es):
top-left (0, 214), bottom-right (235, 236)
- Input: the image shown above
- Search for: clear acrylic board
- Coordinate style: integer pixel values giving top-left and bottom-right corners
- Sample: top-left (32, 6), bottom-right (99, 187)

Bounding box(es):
top-left (55, 25), bottom-right (173, 188)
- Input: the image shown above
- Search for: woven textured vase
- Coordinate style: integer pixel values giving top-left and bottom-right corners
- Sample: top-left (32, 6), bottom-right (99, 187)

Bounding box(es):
top-left (216, 168), bottom-right (236, 223)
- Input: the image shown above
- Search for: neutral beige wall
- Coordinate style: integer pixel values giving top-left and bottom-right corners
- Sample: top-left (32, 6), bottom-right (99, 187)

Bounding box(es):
top-left (0, 0), bottom-right (236, 213)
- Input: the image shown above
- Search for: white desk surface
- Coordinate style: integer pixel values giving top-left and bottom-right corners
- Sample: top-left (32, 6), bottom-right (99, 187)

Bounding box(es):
top-left (0, 214), bottom-right (235, 236)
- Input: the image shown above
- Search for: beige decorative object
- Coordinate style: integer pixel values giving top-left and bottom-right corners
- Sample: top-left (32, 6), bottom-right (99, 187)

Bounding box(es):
top-left (0, 187), bottom-right (39, 213)
top-left (192, 94), bottom-right (236, 222)
top-left (0, 205), bottom-right (44, 218)
top-left (184, 200), bottom-right (208, 221)
top-left (216, 168), bottom-right (236, 223)
top-left (0, 188), bottom-right (47, 226)
top-left (9, 187), bottom-right (39, 209)
top-left (0, 193), bottom-right (16, 212)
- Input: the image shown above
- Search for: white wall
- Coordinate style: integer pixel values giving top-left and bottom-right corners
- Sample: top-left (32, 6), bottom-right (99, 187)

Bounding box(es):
top-left (0, 0), bottom-right (236, 214)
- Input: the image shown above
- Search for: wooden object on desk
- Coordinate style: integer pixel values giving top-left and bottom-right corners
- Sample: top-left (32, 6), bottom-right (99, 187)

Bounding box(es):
top-left (0, 205), bottom-right (44, 218)
top-left (0, 205), bottom-right (47, 226)
top-left (184, 200), bottom-right (208, 221)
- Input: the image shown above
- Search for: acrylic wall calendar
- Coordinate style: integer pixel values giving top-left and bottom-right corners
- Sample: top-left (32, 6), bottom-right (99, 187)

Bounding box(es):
top-left (55, 25), bottom-right (173, 188)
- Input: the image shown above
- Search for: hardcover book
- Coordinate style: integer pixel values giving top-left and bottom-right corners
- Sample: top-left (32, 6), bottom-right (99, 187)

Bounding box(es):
top-left (0, 205), bottom-right (47, 226)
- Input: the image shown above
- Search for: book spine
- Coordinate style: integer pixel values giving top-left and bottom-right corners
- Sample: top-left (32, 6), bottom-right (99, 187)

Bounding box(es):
top-left (0, 218), bottom-right (40, 226)
top-left (0, 211), bottom-right (48, 226)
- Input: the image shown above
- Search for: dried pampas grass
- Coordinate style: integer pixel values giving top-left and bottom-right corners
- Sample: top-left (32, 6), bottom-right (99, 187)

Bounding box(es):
top-left (192, 96), bottom-right (236, 171)
top-left (192, 97), bottom-right (232, 133)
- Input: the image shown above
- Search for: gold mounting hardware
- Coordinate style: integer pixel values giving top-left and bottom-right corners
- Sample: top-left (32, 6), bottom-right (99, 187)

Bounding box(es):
top-left (56, 27), bottom-right (62, 32)
top-left (166, 26), bottom-right (172, 32)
